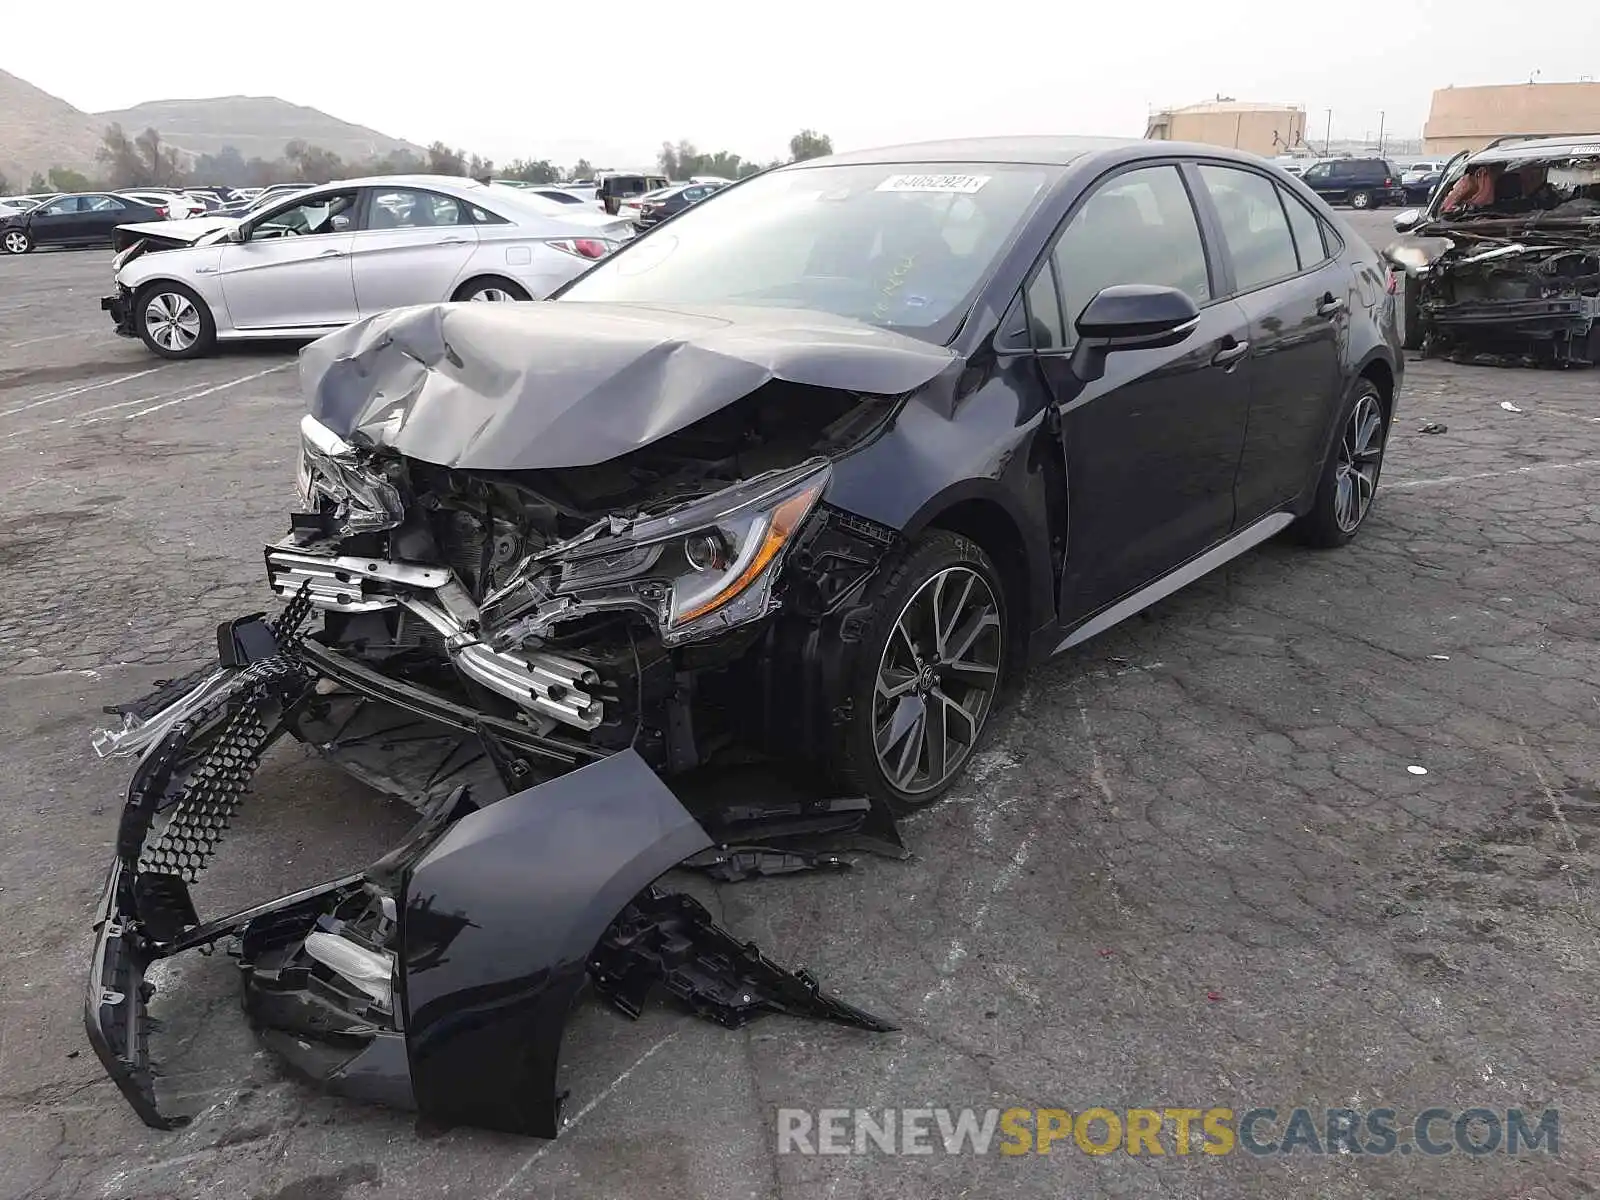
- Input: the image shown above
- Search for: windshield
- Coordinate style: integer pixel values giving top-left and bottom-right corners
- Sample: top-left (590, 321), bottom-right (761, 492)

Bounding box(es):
top-left (1431, 152), bottom-right (1600, 221)
top-left (559, 161), bottom-right (1054, 339)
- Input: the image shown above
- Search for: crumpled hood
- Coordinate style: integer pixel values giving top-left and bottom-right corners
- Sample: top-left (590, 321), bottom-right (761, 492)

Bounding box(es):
top-left (298, 301), bottom-right (958, 470)
top-left (119, 216), bottom-right (237, 245)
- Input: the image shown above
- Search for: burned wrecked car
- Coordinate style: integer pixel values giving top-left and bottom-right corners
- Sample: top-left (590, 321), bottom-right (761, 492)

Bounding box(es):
top-left (87, 138), bottom-right (1403, 1136)
top-left (1387, 134), bottom-right (1600, 367)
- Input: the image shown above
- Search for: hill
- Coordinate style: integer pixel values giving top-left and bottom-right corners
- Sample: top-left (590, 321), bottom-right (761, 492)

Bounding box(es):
top-left (93, 96), bottom-right (427, 164)
top-left (0, 68), bottom-right (103, 189)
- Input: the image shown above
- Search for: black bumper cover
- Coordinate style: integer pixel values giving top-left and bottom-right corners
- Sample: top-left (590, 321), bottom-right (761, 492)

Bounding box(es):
top-left (86, 615), bottom-right (894, 1137)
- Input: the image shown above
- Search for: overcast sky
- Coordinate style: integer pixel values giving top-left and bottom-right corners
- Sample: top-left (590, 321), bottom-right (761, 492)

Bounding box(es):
top-left (13, 0), bottom-right (1600, 167)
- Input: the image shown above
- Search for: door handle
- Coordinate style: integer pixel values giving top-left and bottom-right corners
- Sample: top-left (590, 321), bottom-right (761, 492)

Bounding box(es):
top-left (1317, 294), bottom-right (1346, 318)
top-left (436, 236), bottom-right (468, 245)
top-left (1211, 339), bottom-right (1250, 368)
top-left (318, 248), bottom-right (345, 258)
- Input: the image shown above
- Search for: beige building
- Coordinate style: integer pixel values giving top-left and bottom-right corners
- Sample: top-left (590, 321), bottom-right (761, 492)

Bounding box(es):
top-left (1424, 82), bottom-right (1600, 156)
top-left (1145, 101), bottom-right (1309, 159)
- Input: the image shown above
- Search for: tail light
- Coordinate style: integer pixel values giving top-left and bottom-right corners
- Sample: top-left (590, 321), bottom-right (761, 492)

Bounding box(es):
top-left (155, 206), bottom-right (168, 218)
top-left (1384, 178), bottom-right (1393, 187)
top-left (1386, 270), bottom-right (1399, 295)
top-left (547, 238), bottom-right (614, 260)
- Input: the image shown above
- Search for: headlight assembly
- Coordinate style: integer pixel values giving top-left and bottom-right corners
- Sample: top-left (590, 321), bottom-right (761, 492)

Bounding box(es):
top-left (296, 414), bottom-right (405, 534)
top-left (554, 459), bottom-right (830, 644)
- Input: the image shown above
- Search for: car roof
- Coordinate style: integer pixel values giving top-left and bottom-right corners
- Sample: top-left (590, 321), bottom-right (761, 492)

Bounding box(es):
top-left (1467, 134), bottom-right (1600, 164)
top-left (797, 135), bottom-right (1146, 168)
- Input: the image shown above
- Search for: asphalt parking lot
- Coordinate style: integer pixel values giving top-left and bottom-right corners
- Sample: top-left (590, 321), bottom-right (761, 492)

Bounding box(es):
top-left (3, 209), bottom-right (1598, 1200)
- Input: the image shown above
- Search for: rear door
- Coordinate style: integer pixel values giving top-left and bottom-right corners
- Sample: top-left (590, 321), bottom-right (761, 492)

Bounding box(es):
top-left (1028, 161), bottom-right (1254, 621)
top-left (81, 195), bottom-right (133, 243)
top-left (350, 186), bottom-right (479, 316)
top-left (1190, 163), bottom-right (1346, 521)
top-left (218, 188), bottom-right (360, 330)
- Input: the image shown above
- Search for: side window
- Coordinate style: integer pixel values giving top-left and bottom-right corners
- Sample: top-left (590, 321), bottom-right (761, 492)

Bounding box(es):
top-left (1302, 163), bottom-right (1330, 183)
top-left (86, 196), bottom-right (126, 212)
top-left (1024, 261), bottom-right (1065, 349)
top-left (366, 189), bottom-right (463, 230)
top-left (468, 204), bottom-right (509, 225)
top-left (1278, 186), bottom-right (1328, 269)
top-left (1051, 164), bottom-right (1211, 339)
top-left (253, 191), bottom-right (359, 238)
top-left (1197, 164), bottom-right (1299, 291)
top-left (41, 197), bottom-right (82, 215)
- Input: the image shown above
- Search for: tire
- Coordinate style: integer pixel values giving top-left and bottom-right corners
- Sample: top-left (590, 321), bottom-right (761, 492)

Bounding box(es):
top-left (1292, 379), bottom-right (1388, 549)
top-left (134, 281), bottom-right (217, 360)
top-left (454, 276), bottom-right (531, 303)
top-left (1349, 190), bottom-right (1374, 210)
top-left (830, 530), bottom-right (1008, 813)
top-left (2, 228), bottom-right (32, 254)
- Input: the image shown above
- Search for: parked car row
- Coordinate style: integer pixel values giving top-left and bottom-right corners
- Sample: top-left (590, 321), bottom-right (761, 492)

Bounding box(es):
top-left (100, 175), bottom-right (636, 358)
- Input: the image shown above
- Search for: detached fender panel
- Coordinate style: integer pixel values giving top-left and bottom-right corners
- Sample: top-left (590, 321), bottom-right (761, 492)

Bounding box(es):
top-left (400, 749), bottom-right (712, 1137)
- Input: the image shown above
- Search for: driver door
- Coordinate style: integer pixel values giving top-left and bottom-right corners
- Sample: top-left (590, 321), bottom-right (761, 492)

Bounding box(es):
top-left (29, 196), bottom-right (85, 246)
top-left (218, 189), bottom-right (360, 330)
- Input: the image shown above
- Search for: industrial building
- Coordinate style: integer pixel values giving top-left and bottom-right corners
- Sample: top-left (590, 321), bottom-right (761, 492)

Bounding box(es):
top-left (1423, 82), bottom-right (1600, 156)
top-left (1144, 100), bottom-right (1310, 159)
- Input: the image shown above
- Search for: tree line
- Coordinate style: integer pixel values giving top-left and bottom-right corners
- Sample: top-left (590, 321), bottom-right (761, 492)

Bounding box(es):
top-left (1, 125), bottom-right (834, 195)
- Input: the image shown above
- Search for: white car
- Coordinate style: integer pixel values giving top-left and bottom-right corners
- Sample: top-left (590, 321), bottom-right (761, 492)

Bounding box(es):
top-left (102, 175), bottom-right (636, 360)
top-left (116, 190), bottom-right (206, 219)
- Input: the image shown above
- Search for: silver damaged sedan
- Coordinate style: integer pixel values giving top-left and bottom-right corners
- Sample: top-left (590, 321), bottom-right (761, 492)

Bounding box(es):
top-left (101, 176), bottom-right (638, 359)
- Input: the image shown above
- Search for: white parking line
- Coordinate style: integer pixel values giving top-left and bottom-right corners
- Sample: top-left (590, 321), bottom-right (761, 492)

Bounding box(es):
top-left (0, 368), bottom-right (164, 419)
top-left (3, 364), bottom-right (293, 444)
top-left (80, 364), bottom-right (291, 424)
top-left (5, 332), bottom-right (81, 350)
top-left (1388, 457), bottom-right (1600, 491)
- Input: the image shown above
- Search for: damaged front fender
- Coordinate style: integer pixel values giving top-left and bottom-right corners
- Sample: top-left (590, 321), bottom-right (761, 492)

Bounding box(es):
top-left (400, 750), bottom-right (712, 1136)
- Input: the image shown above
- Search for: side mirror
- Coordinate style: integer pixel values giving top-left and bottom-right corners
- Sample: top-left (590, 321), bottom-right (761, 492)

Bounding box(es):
top-left (1069, 284), bottom-right (1200, 383)
top-left (224, 223), bottom-right (247, 244)
top-left (1391, 208), bottom-right (1423, 233)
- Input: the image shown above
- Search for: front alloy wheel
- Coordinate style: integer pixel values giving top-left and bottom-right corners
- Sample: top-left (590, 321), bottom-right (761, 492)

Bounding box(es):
top-left (872, 566), bottom-right (1003, 797)
top-left (135, 283), bottom-right (216, 359)
top-left (834, 531), bottom-right (1007, 810)
top-left (3, 229), bottom-right (31, 254)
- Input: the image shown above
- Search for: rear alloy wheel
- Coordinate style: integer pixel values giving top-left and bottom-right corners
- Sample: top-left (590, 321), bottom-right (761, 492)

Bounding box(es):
top-left (1349, 189), bottom-right (1374, 210)
top-left (2, 229), bottom-right (31, 254)
top-left (456, 277), bottom-right (530, 303)
top-left (136, 283), bottom-right (217, 360)
top-left (833, 531), bottom-right (1007, 812)
top-left (1294, 381), bottom-right (1388, 548)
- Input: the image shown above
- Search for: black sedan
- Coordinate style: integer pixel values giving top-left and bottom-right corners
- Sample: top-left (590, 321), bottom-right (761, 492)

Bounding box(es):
top-left (634, 179), bottom-right (727, 228)
top-left (88, 136), bottom-right (1403, 1137)
top-left (0, 191), bottom-right (167, 254)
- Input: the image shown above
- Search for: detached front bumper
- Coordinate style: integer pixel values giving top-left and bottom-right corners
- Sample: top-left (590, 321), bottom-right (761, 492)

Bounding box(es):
top-left (102, 287), bottom-right (135, 338)
top-left (86, 604), bottom-right (895, 1137)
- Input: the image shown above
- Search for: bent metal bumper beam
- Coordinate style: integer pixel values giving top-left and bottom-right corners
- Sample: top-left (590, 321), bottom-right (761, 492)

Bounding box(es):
top-left (86, 609), bottom-right (892, 1137)
top-left (263, 544), bottom-right (603, 730)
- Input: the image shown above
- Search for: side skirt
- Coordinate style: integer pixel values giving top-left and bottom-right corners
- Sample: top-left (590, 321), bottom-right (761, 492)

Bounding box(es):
top-left (1052, 511), bottom-right (1295, 655)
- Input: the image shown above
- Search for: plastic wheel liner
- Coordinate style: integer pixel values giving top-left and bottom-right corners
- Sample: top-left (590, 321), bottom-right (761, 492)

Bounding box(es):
top-left (85, 603), bottom-right (893, 1138)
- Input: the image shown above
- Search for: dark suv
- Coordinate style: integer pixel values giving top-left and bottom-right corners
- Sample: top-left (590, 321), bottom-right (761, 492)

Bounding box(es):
top-left (597, 172), bottom-right (670, 214)
top-left (1299, 158), bottom-right (1405, 210)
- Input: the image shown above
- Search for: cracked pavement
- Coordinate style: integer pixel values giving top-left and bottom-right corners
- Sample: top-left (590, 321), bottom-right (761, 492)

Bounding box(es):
top-left (1, 217), bottom-right (1597, 1199)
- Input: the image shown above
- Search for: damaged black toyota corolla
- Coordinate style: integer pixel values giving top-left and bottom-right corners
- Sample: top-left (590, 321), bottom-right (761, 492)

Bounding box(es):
top-left (87, 138), bottom-right (1402, 1136)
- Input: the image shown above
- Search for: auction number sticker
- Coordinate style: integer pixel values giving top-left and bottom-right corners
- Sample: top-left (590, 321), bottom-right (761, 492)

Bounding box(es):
top-left (876, 174), bottom-right (991, 194)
